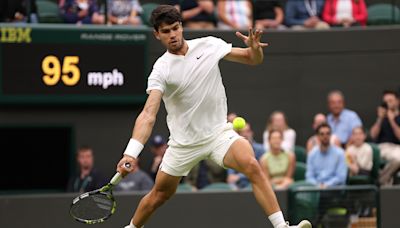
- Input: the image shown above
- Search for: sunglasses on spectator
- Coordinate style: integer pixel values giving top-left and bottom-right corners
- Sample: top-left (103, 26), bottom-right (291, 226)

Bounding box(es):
top-left (318, 131), bottom-right (331, 136)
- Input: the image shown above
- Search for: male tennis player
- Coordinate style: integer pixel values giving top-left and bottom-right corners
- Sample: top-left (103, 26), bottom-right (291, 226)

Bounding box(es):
top-left (117, 5), bottom-right (311, 228)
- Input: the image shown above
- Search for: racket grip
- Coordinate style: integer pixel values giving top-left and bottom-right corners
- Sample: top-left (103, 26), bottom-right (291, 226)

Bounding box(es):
top-left (110, 173), bottom-right (122, 186)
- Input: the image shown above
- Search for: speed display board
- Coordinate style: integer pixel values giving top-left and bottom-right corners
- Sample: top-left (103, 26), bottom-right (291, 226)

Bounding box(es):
top-left (0, 25), bottom-right (149, 105)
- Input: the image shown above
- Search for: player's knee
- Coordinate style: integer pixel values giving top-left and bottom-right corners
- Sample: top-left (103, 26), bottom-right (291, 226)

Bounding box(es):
top-left (242, 158), bottom-right (262, 180)
top-left (151, 189), bottom-right (175, 206)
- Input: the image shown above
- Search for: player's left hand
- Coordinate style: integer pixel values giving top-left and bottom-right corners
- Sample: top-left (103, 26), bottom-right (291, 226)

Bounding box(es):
top-left (236, 28), bottom-right (268, 50)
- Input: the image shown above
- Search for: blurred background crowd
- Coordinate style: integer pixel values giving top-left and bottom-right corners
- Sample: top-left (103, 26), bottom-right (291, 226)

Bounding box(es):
top-left (1, 0), bottom-right (399, 28)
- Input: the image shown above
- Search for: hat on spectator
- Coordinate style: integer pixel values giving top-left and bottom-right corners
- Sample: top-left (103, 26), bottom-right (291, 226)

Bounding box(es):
top-left (151, 135), bottom-right (166, 147)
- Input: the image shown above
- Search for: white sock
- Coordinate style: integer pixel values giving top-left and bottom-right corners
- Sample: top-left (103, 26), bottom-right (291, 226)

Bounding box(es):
top-left (128, 221), bottom-right (144, 228)
top-left (268, 211), bottom-right (286, 228)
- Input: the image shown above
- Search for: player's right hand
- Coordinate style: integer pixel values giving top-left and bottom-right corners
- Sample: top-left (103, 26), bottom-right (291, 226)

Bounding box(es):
top-left (116, 155), bottom-right (135, 177)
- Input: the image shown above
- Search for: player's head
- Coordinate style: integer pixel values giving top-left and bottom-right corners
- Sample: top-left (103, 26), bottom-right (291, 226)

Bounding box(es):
top-left (151, 5), bottom-right (184, 53)
top-left (316, 123), bottom-right (331, 147)
top-left (76, 146), bottom-right (94, 171)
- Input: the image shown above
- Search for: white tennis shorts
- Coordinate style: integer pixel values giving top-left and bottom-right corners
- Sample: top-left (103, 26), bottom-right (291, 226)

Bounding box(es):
top-left (160, 125), bottom-right (242, 177)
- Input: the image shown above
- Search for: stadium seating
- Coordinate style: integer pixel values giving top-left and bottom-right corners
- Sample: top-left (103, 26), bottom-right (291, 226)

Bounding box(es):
top-left (294, 145), bottom-right (307, 163)
top-left (294, 162), bottom-right (307, 181)
top-left (200, 182), bottom-right (233, 192)
top-left (36, 0), bottom-right (63, 23)
top-left (367, 3), bottom-right (400, 25)
top-left (141, 3), bottom-right (159, 27)
top-left (176, 183), bottom-right (193, 192)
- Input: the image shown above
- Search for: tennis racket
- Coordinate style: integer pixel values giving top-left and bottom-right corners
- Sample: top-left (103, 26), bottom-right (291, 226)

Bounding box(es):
top-left (69, 163), bottom-right (131, 224)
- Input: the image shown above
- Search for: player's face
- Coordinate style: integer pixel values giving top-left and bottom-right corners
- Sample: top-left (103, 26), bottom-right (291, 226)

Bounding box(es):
top-left (154, 22), bottom-right (184, 54)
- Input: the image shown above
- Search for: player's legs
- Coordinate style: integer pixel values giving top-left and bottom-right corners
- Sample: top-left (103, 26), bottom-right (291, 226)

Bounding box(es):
top-left (222, 138), bottom-right (311, 228)
top-left (130, 171), bottom-right (181, 227)
top-left (223, 138), bottom-right (281, 215)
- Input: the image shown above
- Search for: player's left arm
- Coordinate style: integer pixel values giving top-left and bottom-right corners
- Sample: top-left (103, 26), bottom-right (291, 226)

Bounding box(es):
top-left (224, 28), bottom-right (268, 65)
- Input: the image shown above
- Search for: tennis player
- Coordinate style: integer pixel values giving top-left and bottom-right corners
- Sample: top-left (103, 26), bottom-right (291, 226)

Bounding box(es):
top-left (117, 5), bottom-right (311, 228)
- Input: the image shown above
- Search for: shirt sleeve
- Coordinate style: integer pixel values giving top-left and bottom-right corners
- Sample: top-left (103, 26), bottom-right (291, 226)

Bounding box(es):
top-left (209, 36), bottom-right (232, 60)
top-left (146, 60), bottom-right (166, 94)
top-left (351, 112), bottom-right (363, 128)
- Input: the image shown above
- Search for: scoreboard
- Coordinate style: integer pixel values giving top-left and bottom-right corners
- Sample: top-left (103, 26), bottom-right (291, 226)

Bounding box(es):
top-left (0, 25), bottom-right (149, 105)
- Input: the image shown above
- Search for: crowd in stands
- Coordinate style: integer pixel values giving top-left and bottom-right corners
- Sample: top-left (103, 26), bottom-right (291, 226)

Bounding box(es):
top-left (68, 89), bottom-right (400, 193)
top-left (2, 0), bottom-right (390, 28)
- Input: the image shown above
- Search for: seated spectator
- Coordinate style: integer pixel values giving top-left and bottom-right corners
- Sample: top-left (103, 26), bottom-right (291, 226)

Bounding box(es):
top-left (260, 130), bottom-right (295, 190)
top-left (306, 113), bottom-right (341, 153)
top-left (107, 0), bottom-right (142, 26)
top-left (346, 127), bottom-right (373, 176)
top-left (186, 160), bottom-right (226, 190)
top-left (370, 90), bottom-right (400, 185)
top-left (253, 0), bottom-right (285, 30)
top-left (322, 0), bottom-right (367, 27)
top-left (263, 111), bottom-right (296, 152)
top-left (171, 0), bottom-right (215, 29)
top-left (0, 0), bottom-right (38, 23)
top-left (114, 158), bottom-right (154, 192)
top-left (285, 0), bottom-right (329, 29)
top-left (217, 0), bottom-right (252, 30)
top-left (227, 112), bottom-right (237, 123)
top-left (306, 123), bottom-right (348, 187)
top-left (238, 123), bottom-right (265, 160)
top-left (60, 0), bottom-right (104, 24)
top-left (147, 135), bottom-right (167, 180)
top-left (67, 146), bottom-right (106, 193)
top-left (226, 168), bottom-right (248, 190)
top-left (327, 90), bottom-right (363, 146)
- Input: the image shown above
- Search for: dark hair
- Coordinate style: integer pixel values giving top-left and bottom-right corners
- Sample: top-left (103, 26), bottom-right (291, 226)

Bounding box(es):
top-left (150, 5), bottom-right (182, 31)
top-left (315, 123), bottom-right (331, 134)
top-left (77, 145), bottom-right (92, 154)
top-left (383, 89), bottom-right (399, 98)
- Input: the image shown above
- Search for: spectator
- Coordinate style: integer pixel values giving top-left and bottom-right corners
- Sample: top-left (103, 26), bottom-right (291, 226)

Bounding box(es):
top-left (306, 113), bottom-right (341, 153)
top-left (238, 123), bottom-right (265, 160)
top-left (107, 0), bottom-right (142, 25)
top-left (370, 90), bottom-right (400, 185)
top-left (263, 111), bottom-right (296, 152)
top-left (115, 158), bottom-right (154, 192)
top-left (327, 90), bottom-right (363, 146)
top-left (148, 134), bottom-right (167, 180)
top-left (217, 0), bottom-right (252, 30)
top-left (186, 160), bottom-right (226, 190)
top-left (285, 0), bottom-right (329, 29)
top-left (253, 0), bottom-right (285, 30)
top-left (260, 130), bottom-right (295, 190)
top-left (322, 0), bottom-right (367, 27)
top-left (346, 127), bottom-right (373, 176)
top-left (171, 0), bottom-right (215, 29)
top-left (67, 146), bottom-right (106, 193)
top-left (0, 0), bottom-right (38, 23)
top-left (227, 112), bottom-right (237, 123)
top-left (306, 123), bottom-right (348, 187)
top-left (60, 0), bottom-right (104, 24)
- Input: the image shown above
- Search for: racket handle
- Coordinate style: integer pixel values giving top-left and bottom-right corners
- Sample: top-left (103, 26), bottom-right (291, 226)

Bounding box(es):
top-left (110, 163), bottom-right (131, 185)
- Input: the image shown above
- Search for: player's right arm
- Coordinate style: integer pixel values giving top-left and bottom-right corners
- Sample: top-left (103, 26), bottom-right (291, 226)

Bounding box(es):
top-left (117, 90), bottom-right (163, 175)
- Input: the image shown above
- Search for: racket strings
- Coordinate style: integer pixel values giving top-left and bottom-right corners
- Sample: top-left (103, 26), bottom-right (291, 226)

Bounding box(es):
top-left (70, 193), bottom-right (114, 220)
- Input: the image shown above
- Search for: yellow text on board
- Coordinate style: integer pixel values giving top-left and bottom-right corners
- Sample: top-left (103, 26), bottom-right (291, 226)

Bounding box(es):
top-left (0, 27), bottom-right (32, 43)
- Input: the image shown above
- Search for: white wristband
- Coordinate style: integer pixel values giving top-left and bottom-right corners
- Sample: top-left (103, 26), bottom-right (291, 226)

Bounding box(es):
top-left (123, 139), bottom-right (144, 159)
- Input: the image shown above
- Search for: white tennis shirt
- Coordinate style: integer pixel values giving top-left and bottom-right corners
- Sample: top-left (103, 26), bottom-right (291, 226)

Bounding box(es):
top-left (146, 36), bottom-right (232, 147)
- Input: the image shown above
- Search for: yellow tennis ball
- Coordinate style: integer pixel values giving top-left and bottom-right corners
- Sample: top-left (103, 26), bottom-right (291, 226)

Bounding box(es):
top-left (233, 117), bottom-right (246, 130)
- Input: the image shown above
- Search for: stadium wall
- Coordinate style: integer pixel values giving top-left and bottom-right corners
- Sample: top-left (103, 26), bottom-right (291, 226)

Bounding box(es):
top-left (1, 187), bottom-right (400, 227)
